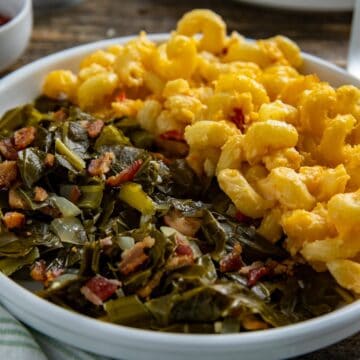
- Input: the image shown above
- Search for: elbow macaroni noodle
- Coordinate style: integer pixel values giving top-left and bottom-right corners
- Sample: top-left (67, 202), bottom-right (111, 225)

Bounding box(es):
top-left (42, 9), bottom-right (360, 294)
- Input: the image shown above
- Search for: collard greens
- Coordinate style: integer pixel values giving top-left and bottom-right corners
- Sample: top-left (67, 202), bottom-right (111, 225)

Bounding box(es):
top-left (0, 97), bottom-right (353, 333)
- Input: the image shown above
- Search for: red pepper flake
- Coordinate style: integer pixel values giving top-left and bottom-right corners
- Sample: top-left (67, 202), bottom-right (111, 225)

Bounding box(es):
top-left (0, 14), bottom-right (10, 26)
top-left (247, 266), bottom-right (270, 287)
top-left (230, 108), bottom-right (245, 132)
top-left (159, 130), bottom-right (185, 142)
top-left (81, 275), bottom-right (121, 305)
top-left (221, 47), bottom-right (228, 56)
top-left (116, 91), bottom-right (127, 102)
top-left (106, 159), bottom-right (143, 187)
top-left (235, 211), bottom-right (251, 224)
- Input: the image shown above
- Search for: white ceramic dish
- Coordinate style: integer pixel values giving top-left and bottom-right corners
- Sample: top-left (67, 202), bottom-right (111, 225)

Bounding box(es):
top-left (0, 0), bottom-right (32, 72)
top-left (0, 34), bottom-right (360, 360)
top-left (234, 0), bottom-right (354, 11)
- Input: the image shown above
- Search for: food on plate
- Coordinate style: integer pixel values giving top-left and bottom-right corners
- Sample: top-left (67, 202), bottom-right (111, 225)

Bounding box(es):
top-left (0, 9), bottom-right (358, 333)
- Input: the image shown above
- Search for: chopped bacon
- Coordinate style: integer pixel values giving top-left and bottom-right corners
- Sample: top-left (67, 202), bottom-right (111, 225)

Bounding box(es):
top-left (0, 138), bottom-right (18, 160)
top-left (235, 211), bottom-right (251, 224)
top-left (247, 266), bottom-right (270, 287)
top-left (159, 130), bottom-right (185, 142)
top-left (3, 211), bottom-right (25, 229)
top-left (9, 187), bottom-right (27, 209)
top-left (14, 127), bottom-right (36, 150)
top-left (119, 236), bottom-right (155, 275)
top-left (220, 243), bottom-right (243, 273)
top-left (34, 186), bottom-right (48, 202)
top-left (81, 275), bottom-right (121, 306)
top-left (174, 233), bottom-right (194, 256)
top-left (230, 108), bottom-right (245, 132)
top-left (87, 120), bottom-right (104, 138)
top-left (106, 159), bottom-right (143, 187)
top-left (175, 237), bottom-right (193, 257)
top-left (243, 315), bottom-right (269, 330)
top-left (0, 161), bottom-right (18, 189)
top-left (88, 152), bottom-right (115, 176)
top-left (164, 210), bottom-right (201, 237)
top-left (115, 91), bottom-right (127, 102)
top-left (69, 185), bottom-right (81, 204)
top-left (30, 260), bottom-right (47, 282)
top-left (165, 254), bottom-right (194, 271)
top-left (44, 153), bottom-right (55, 167)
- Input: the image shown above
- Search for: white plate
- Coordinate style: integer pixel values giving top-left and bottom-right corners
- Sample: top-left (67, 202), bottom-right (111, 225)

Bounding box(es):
top-left (1, 34), bottom-right (360, 360)
top-left (234, 0), bottom-right (354, 11)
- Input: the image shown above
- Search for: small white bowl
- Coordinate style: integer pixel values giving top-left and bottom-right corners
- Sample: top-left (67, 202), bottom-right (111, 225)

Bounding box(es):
top-left (0, 35), bottom-right (360, 360)
top-left (0, 0), bottom-right (32, 72)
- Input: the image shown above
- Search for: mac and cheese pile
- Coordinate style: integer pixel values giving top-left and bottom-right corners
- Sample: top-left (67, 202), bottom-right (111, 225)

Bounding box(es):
top-left (42, 10), bottom-right (360, 294)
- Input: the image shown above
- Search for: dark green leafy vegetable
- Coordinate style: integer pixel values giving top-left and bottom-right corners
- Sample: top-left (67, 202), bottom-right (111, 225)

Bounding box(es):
top-left (0, 98), bottom-right (352, 335)
top-left (17, 148), bottom-right (47, 187)
top-left (0, 247), bottom-right (39, 275)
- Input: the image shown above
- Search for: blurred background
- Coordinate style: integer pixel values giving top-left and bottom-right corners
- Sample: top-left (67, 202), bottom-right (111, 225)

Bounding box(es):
top-left (3, 0), bottom-right (353, 75)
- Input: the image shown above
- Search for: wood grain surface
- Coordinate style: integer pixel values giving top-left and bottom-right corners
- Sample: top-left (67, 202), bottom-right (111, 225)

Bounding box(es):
top-left (1, 0), bottom-right (359, 358)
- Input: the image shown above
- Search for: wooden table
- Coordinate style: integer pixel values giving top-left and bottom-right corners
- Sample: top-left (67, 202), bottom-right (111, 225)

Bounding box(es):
top-left (2, 0), bottom-right (359, 358)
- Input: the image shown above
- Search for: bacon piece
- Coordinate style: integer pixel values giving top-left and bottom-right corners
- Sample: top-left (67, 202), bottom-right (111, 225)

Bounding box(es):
top-left (164, 210), bottom-right (201, 237)
top-left (165, 254), bottom-right (194, 271)
top-left (119, 236), bottom-right (155, 275)
top-left (155, 138), bottom-right (189, 157)
top-left (3, 211), bottom-right (25, 229)
top-left (9, 187), bottom-right (27, 209)
top-left (247, 266), bottom-right (270, 287)
top-left (230, 108), bottom-right (245, 132)
top-left (44, 153), bottom-right (55, 167)
top-left (34, 186), bottom-right (48, 202)
top-left (0, 138), bottom-right (18, 160)
top-left (69, 185), bottom-right (81, 204)
top-left (14, 127), bottom-right (36, 150)
top-left (30, 260), bottom-right (47, 282)
top-left (87, 120), bottom-right (104, 138)
top-left (175, 242), bottom-right (193, 257)
top-left (159, 130), bottom-right (185, 142)
top-left (30, 260), bottom-right (63, 285)
top-left (243, 315), bottom-right (269, 330)
top-left (80, 275), bottom-right (121, 306)
top-left (220, 243), bottom-right (243, 273)
top-left (106, 159), bottom-right (143, 187)
top-left (88, 152), bottom-right (115, 176)
top-left (0, 161), bottom-right (18, 189)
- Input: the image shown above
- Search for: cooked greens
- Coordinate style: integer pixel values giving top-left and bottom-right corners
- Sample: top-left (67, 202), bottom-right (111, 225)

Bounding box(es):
top-left (0, 97), bottom-right (353, 333)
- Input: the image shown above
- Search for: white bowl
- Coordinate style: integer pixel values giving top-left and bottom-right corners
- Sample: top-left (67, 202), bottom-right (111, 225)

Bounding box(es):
top-left (234, 0), bottom-right (355, 11)
top-left (0, 0), bottom-right (32, 72)
top-left (0, 34), bottom-right (360, 360)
